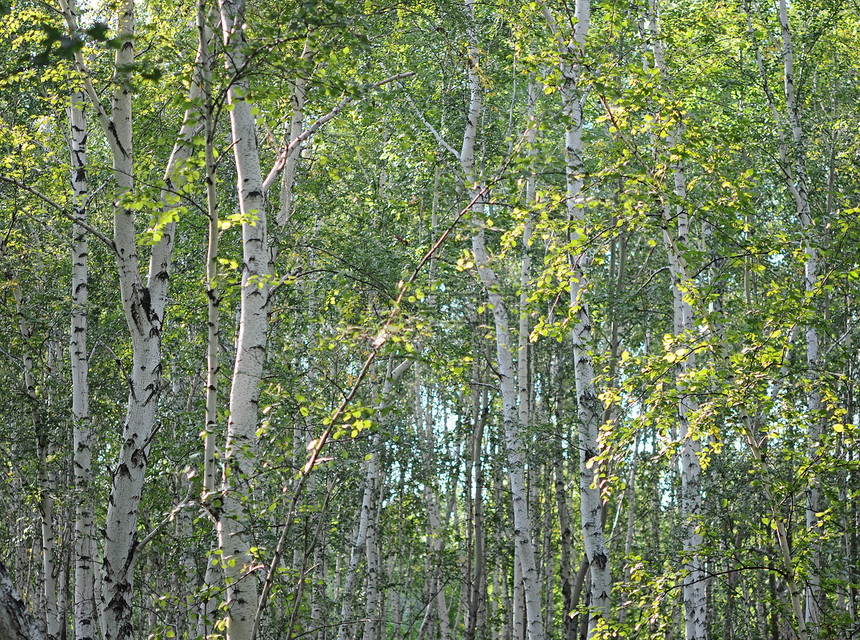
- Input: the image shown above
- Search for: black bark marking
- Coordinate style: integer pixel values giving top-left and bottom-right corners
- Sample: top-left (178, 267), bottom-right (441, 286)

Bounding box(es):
top-left (140, 287), bottom-right (151, 318)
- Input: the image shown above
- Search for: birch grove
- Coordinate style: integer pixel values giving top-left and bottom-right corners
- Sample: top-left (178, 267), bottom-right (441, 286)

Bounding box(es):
top-left (1, 1), bottom-right (860, 639)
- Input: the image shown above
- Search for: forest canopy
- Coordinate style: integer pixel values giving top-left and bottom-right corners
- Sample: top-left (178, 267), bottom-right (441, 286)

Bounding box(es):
top-left (0, 0), bottom-right (858, 639)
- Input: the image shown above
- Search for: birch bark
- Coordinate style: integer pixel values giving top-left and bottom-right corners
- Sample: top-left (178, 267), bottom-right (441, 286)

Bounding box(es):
top-left (662, 218), bottom-right (809, 640)
top-left (549, 345), bottom-right (577, 640)
top-left (460, 2), bottom-right (543, 637)
top-left (336, 360), bottom-right (411, 640)
top-left (69, 86), bottom-right (96, 640)
top-left (544, 0), bottom-right (611, 633)
top-left (510, 75), bottom-right (538, 640)
top-left (191, 8), bottom-right (221, 636)
top-left (671, 197), bottom-right (707, 640)
top-left (465, 364), bottom-right (488, 640)
top-left (57, 0), bottom-right (212, 634)
top-left (335, 435), bottom-right (380, 640)
top-left (10, 280), bottom-right (57, 640)
top-left (648, 6), bottom-right (707, 635)
top-left (277, 40), bottom-right (312, 227)
top-left (746, 1), bottom-right (824, 625)
top-left (201, 0), bottom-right (220, 502)
top-left (415, 371), bottom-right (453, 640)
top-left (216, 0), bottom-right (271, 635)
top-left (634, 2), bottom-right (709, 634)
top-left (0, 561), bottom-right (43, 640)
top-left (213, 15), bottom-right (395, 634)
top-left (363, 465), bottom-right (383, 640)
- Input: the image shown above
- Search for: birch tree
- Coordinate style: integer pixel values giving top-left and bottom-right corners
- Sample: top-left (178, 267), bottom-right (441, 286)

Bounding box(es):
top-left (642, 0), bottom-right (708, 635)
top-left (215, 0), bottom-right (270, 633)
top-left (460, 1), bottom-right (544, 637)
top-left (543, 1), bottom-right (611, 635)
top-left (1, 2), bottom-right (860, 638)
top-left (55, 0), bottom-right (211, 635)
top-left (69, 86), bottom-right (95, 640)
top-left (776, 1), bottom-right (824, 625)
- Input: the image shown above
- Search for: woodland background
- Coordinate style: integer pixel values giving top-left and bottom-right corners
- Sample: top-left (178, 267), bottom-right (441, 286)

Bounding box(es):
top-left (0, 0), bottom-right (858, 639)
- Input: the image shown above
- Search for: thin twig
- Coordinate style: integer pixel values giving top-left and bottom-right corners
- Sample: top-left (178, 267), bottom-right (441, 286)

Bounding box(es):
top-left (390, 74), bottom-right (461, 162)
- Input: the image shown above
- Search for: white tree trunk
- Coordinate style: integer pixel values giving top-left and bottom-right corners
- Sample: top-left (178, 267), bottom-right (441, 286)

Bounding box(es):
top-left (673, 198), bottom-right (707, 640)
top-left (56, 5), bottom-right (138, 632)
top-left (513, 84), bottom-right (534, 633)
top-left (662, 198), bottom-right (809, 640)
top-left (336, 437), bottom-right (382, 640)
top-left (337, 360), bottom-right (410, 640)
top-left (414, 372), bottom-right (452, 640)
top-left (10, 282), bottom-right (58, 640)
top-left (217, 0), bottom-right (271, 636)
top-left (56, 0), bottom-right (210, 635)
top-left (465, 366), bottom-right (488, 640)
top-left (461, 2), bottom-right (544, 637)
top-left (546, 0), bottom-right (612, 634)
top-left (277, 41), bottom-right (311, 227)
top-left (69, 86), bottom-right (96, 640)
top-left (0, 561), bottom-right (44, 640)
top-left (639, 2), bottom-right (708, 634)
top-left (363, 467), bottom-right (383, 640)
top-left (200, 0), bottom-right (220, 501)
top-left (777, 0), bottom-right (823, 625)
top-left (196, 552), bottom-right (220, 639)
top-left (743, 4), bottom-right (819, 633)
top-left (468, 160), bottom-right (544, 640)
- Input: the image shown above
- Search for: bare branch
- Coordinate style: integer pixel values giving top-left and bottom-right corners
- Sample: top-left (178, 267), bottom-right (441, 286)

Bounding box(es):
top-left (132, 485), bottom-right (196, 561)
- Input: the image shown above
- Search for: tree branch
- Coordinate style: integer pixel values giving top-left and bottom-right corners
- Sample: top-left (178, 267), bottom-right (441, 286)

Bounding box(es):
top-left (391, 74), bottom-right (460, 162)
top-left (262, 71), bottom-right (417, 193)
top-left (0, 175), bottom-right (117, 254)
top-left (132, 484), bottom-right (195, 563)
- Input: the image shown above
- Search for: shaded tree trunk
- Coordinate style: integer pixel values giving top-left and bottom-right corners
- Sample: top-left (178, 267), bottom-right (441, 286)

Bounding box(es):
top-left (0, 562), bottom-right (44, 640)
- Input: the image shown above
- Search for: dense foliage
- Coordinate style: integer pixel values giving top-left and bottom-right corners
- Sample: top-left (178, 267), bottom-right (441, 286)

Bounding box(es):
top-left (0, 0), bottom-right (858, 639)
